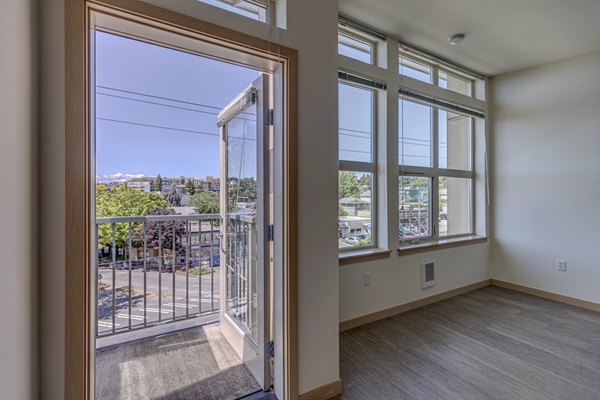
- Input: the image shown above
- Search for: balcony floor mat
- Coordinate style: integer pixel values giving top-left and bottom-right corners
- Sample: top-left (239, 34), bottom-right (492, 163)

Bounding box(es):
top-left (96, 323), bottom-right (260, 400)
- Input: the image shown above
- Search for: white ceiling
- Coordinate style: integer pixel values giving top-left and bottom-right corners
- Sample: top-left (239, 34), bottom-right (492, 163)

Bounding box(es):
top-left (339, 0), bottom-right (600, 76)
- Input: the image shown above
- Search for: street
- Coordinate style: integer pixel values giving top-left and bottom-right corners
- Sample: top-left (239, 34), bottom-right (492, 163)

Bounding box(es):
top-left (96, 266), bottom-right (221, 335)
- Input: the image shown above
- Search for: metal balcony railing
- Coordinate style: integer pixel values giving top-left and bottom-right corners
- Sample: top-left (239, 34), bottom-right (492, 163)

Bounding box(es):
top-left (95, 214), bottom-right (224, 337)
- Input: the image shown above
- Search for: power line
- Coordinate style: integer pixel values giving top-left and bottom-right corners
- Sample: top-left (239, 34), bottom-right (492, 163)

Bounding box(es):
top-left (97, 85), bottom-right (223, 110)
top-left (339, 127), bottom-right (371, 135)
top-left (97, 92), bottom-right (220, 117)
top-left (340, 148), bottom-right (371, 154)
top-left (339, 132), bottom-right (370, 140)
top-left (97, 117), bottom-right (256, 141)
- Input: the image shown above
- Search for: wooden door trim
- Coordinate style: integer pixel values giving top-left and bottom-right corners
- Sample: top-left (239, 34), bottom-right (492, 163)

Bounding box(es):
top-left (65, 1), bottom-right (298, 398)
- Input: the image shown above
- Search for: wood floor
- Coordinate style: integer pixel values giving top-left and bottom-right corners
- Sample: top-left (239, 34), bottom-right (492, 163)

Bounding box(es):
top-left (339, 286), bottom-right (600, 400)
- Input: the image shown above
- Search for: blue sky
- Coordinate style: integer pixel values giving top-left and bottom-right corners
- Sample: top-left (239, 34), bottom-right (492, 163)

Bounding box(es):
top-left (95, 31), bottom-right (260, 178)
top-left (96, 29), bottom-right (441, 181)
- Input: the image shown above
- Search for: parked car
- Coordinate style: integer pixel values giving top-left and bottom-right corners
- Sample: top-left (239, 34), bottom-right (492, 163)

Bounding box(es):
top-left (344, 237), bottom-right (360, 245)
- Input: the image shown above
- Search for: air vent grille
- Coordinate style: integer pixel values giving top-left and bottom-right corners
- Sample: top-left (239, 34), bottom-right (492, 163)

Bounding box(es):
top-left (422, 260), bottom-right (435, 289)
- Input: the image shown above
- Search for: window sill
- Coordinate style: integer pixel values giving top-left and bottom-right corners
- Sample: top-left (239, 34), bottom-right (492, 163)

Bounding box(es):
top-left (398, 235), bottom-right (488, 256)
top-left (339, 248), bottom-right (392, 265)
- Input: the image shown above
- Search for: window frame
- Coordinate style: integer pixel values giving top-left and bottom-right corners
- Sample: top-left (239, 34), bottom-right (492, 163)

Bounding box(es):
top-left (399, 52), bottom-right (476, 98)
top-left (438, 68), bottom-right (474, 97)
top-left (338, 79), bottom-right (379, 252)
top-left (399, 96), bottom-right (476, 243)
top-left (197, 0), bottom-right (275, 24)
top-left (337, 24), bottom-right (381, 66)
top-left (336, 15), bottom-right (487, 261)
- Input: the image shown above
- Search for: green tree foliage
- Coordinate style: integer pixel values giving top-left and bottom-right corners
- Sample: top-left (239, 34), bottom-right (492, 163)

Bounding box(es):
top-left (338, 204), bottom-right (348, 217)
top-left (358, 173), bottom-right (371, 194)
top-left (338, 171), bottom-right (361, 199)
top-left (356, 234), bottom-right (371, 246)
top-left (227, 177), bottom-right (257, 211)
top-left (400, 176), bottom-right (430, 203)
top-left (132, 208), bottom-right (187, 259)
top-left (164, 189), bottom-right (182, 207)
top-left (228, 177), bottom-right (257, 199)
top-left (96, 184), bottom-right (169, 248)
top-left (189, 190), bottom-right (220, 215)
top-left (151, 174), bottom-right (163, 192)
top-left (185, 179), bottom-right (196, 195)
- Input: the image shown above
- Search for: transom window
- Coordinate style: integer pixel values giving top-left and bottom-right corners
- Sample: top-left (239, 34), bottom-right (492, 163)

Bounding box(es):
top-left (399, 50), bottom-right (476, 98)
top-left (338, 18), bottom-right (383, 65)
top-left (198, 0), bottom-right (270, 23)
top-left (338, 31), bottom-right (375, 64)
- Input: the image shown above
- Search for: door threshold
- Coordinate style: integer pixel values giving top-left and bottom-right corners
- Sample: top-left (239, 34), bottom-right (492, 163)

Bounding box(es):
top-left (236, 390), bottom-right (278, 400)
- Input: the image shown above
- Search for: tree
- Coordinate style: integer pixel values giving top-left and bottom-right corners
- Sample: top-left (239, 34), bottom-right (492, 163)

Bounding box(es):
top-left (189, 190), bottom-right (220, 215)
top-left (358, 174), bottom-right (371, 194)
top-left (228, 177), bottom-right (257, 199)
top-left (338, 171), bottom-right (361, 199)
top-left (96, 184), bottom-right (169, 248)
top-left (132, 208), bottom-right (187, 260)
top-left (185, 179), bottom-right (196, 195)
top-left (164, 189), bottom-right (182, 206)
top-left (227, 177), bottom-right (257, 211)
top-left (151, 174), bottom-right (163, 192)
top-left (338, 204), bottom-right (348, 217)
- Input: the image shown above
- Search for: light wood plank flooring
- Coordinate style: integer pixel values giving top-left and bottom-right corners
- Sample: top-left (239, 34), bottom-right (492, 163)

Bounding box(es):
top-left (339, 286), bottom-right (600, 400)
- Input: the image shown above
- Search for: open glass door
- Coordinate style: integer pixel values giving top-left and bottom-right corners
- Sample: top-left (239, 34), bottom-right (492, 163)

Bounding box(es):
top-left (218, 74), bottom-right (272, 390)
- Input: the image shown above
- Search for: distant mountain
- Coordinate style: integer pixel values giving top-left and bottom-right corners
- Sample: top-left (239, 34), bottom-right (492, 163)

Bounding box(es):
top-left (96, 173), bottom-right (148, 183)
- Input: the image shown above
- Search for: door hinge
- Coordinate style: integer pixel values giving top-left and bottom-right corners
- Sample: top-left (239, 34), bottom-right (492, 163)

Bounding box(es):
top-left (265, 340), bottom-right (275, 359)
top-left (265, 224), bottom-right (274, 242)
top-left (265, 109), bottom-right (274, 126)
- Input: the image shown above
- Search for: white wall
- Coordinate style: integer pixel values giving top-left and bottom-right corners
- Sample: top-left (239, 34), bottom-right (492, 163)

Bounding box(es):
top-left (338, 40), bottom-right (490, 324)
top-left (490, 49), bottom-right (600, 303)
top-left (0, 1), bottom-right (38, 399)
top-left (39, 0), bottom-right (340, 397)
top-left (340, 245), bottom-right (489, 322)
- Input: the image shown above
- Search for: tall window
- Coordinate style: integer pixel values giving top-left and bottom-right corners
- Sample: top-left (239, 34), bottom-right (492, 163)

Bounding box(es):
top-left (336, 15), bottom-right (487, 255)
top-left (399, 99), bottom-right (476, 241)
top-left (338, 80), bottom-right (377, 249)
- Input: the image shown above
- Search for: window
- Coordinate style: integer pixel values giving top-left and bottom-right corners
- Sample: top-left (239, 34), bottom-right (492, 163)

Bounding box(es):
top-left (438, 110), bottom-right (471, 170)
top-left (338, 31), bottom-right (374, 64)
top-left (399, 98), bottom-right (476, 242)
top-left (399, 56), bottom-right (432, 83)
top-left (399, 48), bottom-right (478, 99)
top-left (438, 177), bottom-right (471, 236)
top-left (439, 70), bottom-right (472, 96)
top-left (338, 80), bottom-right (377, 249)
top-left (336, 15), bottom-right (487, 255)
top-left (198, 0), bottom-right (269, 22)
top-left (399, 100), bottom-right (432, 167)
top-left (400, 176), bottom-right (430, 239)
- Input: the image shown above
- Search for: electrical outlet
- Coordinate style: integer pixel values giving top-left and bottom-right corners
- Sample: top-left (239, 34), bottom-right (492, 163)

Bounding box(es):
top-left (556, 259), bottom-right (567, 272)
top-left (363, 272), bottom-right (371, 286)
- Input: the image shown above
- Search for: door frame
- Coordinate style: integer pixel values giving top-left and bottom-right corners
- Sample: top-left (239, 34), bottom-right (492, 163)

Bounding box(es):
top-left (64, 1), bottom-right (298, 399)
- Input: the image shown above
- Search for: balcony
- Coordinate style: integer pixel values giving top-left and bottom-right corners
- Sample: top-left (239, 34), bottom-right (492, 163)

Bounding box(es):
top-left (94, 213), bottom-right (262, 399)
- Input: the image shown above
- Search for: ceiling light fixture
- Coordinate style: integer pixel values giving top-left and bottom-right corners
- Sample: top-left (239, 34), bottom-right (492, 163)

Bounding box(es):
top-left (449, 33), bottom-right (465, 46)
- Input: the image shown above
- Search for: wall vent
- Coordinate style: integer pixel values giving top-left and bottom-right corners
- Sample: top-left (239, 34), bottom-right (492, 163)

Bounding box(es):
top-left (421, 260), bottom-right (435, 289)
